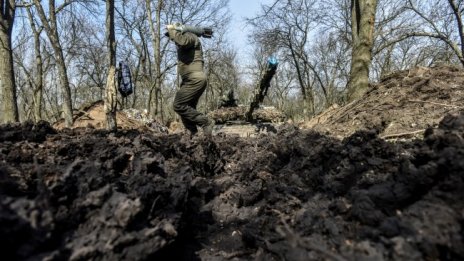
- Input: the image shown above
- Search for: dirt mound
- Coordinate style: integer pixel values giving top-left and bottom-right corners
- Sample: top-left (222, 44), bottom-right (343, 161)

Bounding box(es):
top-left (53, 101), bottom-right (168, 133)
top-left (304, 65), bottom-right (464, 139)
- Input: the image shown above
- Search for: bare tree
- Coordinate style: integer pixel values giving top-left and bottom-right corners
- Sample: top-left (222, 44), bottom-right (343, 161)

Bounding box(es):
top-left (204, 46), bottom-right (239, 110)
top-left (0, 0), bottom-right (19, 123)
top-left (146, 0), bottom-right (164, 120)
top-left (115, 1), bottom-right (151, 109)
top-left (347, 0), bottom-right (378, 102)
top-left (369, 0), bottom-right (463, 72)
top-left (248, 0), bottom-right (327, 118)
top-left (312, 32), bottom-right (351, 106)
top-left (73, 27), bottom-right (107, 102)
top-left (404, 0), bottom-right (464, 66)
top-left (64, 8), bottom-right (107, 106)
top-left (25, 6), bottom-right (45, 122)
top-left (32, 0), bottom-right (75, 127)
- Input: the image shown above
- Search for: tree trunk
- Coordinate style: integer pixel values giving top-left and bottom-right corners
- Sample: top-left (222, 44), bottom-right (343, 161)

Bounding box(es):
top-left (288, 38), bottom-right (309, 120)
top-left (54, 41), bottom-right (74, 127)
top-left (347, 0), bottom-right (377, 102)
top-left (146, 0), bottom-right (163, 120)
top-left (0, 0), bottom-right (19, 123)
top-left (104, 0), bottom-right (117, 131)
top-left (32, 33), bottom-right (44, 122)
top-left (105, 67), bottom-right (117, 130)
top-left (155, 0), bottom-right (163, 121)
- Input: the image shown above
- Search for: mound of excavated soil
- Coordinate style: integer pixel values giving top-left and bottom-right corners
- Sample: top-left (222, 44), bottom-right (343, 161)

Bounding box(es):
top-left (304, 65), bottom-right (464, 139)
top-left (1, 110), bottom-right (464, 260)
top-left (53, 101), bottom-right (168, 133)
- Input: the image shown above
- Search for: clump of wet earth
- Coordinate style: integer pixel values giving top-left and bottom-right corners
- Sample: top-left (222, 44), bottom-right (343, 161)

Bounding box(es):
top-left (1, 66), bottom-right (464, 261)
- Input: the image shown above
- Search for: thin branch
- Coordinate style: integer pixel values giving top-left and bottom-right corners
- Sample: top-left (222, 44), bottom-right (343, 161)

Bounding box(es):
top-left (381, 129), bottom-right (425, 139)
top-left (246, 0), bottom-right (280, 22)
top-left (55, 0), bottom-right (75, 14)
top-left (15, 2), bottom-right (34, 8)
top-left (406, 0), bottom-right (442, 34)
top-left (374, 32), bottom-right (464, 63)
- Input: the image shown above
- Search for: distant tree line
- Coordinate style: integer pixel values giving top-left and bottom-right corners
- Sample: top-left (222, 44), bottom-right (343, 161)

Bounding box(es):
top-left (0, 0), bottom-right (462, 125)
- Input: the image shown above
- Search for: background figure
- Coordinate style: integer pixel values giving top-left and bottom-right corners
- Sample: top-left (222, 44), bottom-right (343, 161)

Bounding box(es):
top-left (166, 24), bottom-right (214, 137)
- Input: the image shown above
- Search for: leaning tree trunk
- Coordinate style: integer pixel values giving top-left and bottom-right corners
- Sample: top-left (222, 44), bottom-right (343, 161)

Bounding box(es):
top-left (0, 0), bottom-right (19, 123)
top-left (347, 0), bottom-right (377, 102)
top-left (104, 0), bottom-right (117, 131)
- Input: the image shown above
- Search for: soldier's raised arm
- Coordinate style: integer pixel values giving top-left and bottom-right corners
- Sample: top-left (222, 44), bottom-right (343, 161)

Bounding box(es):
top-left (166, 26), bottom-right (196, 49)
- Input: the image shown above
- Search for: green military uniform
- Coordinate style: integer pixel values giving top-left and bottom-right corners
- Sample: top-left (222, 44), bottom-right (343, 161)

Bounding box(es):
top-left (167, 28), bottom-right (212, 135)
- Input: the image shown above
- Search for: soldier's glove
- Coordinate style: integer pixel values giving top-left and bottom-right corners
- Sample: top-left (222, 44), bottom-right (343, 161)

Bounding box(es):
top-left (164, 24), bottom-right (176, 37)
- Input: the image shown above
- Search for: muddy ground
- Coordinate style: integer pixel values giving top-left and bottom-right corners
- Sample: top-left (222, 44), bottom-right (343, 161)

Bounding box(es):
top-left (1, 66), bottom-right (464, 260)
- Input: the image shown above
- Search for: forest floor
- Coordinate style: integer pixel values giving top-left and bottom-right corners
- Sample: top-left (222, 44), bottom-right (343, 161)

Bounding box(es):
top-left (1, 65), bottom-right (463, 260)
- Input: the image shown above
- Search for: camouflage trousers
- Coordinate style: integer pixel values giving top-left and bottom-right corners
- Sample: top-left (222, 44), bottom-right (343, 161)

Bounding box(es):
top-left (173, 71), bottom-right (209, 134)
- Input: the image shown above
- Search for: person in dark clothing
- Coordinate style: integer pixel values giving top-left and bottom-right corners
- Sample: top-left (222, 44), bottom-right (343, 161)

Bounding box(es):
top-left (166, 24), bottom-right (214, 137)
